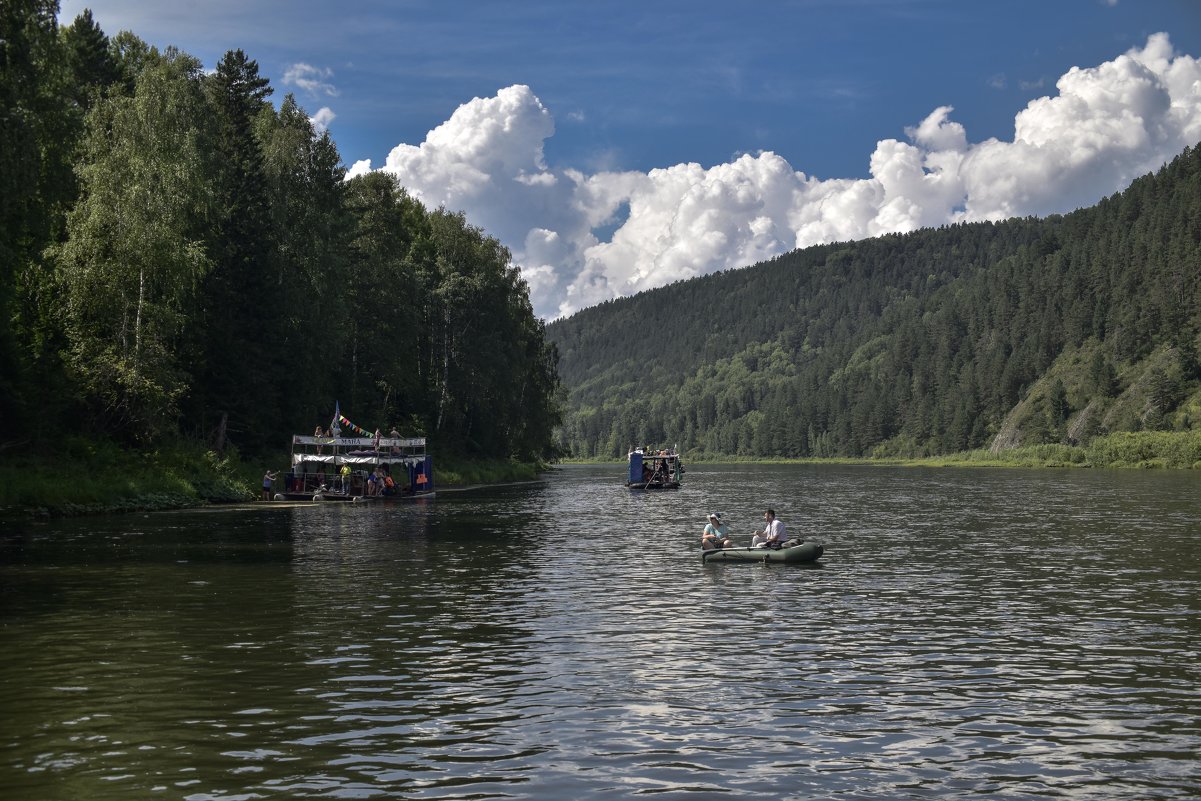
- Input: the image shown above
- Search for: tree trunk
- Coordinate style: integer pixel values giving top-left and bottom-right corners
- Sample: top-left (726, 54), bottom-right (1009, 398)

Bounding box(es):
top-left (134, 267), bottom-right (145, 373)
top-left (436, 307), bottom-right (451, 431)
top-left (214, 411), bottom-right (228, 452)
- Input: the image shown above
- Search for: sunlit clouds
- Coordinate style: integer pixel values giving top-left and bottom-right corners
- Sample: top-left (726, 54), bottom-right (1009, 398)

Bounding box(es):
top-left (310, 107), bottom-right (336, 134)
top-left (359, 33), bottom-right (1201, 320)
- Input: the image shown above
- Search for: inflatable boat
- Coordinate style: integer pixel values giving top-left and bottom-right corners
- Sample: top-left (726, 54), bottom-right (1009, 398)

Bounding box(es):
top-left (701, 541), bottom-right (824, 564)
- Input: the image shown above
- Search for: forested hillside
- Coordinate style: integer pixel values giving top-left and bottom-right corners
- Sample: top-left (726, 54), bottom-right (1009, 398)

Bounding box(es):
top-left (547, 142), bottom-right (1201, 459)
top-left (1, 3), bottom-right (558, 460)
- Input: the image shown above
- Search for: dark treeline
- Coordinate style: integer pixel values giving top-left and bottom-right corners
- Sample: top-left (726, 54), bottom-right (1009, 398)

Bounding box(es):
top-left (548, 142), bottom-right (1201, 459)
top-left (1, 2), bottom-right (559, 460)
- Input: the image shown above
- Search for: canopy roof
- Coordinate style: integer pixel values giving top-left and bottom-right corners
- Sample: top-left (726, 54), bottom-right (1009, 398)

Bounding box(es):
top-left (291, 453), bottom-right (426, 468)
top-left (290, 434), bottom-right (428, 469)
top-left (293, 435), bottom-right (425, 449)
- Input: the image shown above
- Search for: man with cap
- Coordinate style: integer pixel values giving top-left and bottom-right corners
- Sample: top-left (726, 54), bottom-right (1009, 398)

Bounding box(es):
top-left (701, 512), bottom-right (732, 550)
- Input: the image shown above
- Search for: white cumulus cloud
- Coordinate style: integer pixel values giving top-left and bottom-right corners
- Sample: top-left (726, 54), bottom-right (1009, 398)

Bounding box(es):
top-left (310, 106), bottom-right (335, 134)
top-left (366, 33), bottom-right (1201, 320)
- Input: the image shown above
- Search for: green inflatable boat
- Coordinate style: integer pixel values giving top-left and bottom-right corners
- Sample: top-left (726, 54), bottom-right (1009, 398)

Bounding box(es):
top-left (701, 541), bottom-right (824, 564)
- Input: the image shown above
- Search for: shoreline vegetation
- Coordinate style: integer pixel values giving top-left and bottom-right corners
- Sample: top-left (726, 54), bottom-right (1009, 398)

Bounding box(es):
top-left (0, 438), bottom-right (548, 520)
top-left (559, 430), bottom-right (1201, 470)
top-left (5, 429), bottom-right (1198, 520)
top-left (3, 16), bottom-right (562, 514)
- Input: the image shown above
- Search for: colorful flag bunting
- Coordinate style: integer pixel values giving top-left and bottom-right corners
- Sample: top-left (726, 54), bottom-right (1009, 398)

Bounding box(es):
top-left (337, 414), bottom-right (373, 437)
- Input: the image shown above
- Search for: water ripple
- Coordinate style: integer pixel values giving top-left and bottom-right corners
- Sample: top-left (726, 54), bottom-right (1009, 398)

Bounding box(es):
top-left (2, 464), bottom-right (1200, 798)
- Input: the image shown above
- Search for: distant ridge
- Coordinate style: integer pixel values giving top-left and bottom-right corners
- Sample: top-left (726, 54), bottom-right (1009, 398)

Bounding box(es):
top-left (547, 141), bottom-right (1201, 460)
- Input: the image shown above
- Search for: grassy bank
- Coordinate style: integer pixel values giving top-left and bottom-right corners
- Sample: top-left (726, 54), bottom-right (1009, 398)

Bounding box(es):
top-left (559, 431), bottom-right (1201, 470)
top-left (435, 458), bottom-right (547, 487)
top-left (0, 438), bottom-right (255, 518)
top-left (0, 438), bottom-right (548, 519)
top-left (884, 431), bottom-right (1201, 469)
top-left (9, 428), bottom-right (1192, 518)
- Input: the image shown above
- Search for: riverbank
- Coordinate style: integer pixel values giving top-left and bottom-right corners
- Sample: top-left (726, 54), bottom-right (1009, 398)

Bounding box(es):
top-left (8, 429), bottom-right (1196, 519)
top-left (561, 431), bottom-right (1201, 470)
top-left (0, 437), bottom-right (550, 519)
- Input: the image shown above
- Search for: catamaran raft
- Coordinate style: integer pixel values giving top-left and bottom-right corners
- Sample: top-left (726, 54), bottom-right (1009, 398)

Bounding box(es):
top-left (275, 432), bottom-right (434, 502)
top-left (626, 446), bottom-right (684, 490)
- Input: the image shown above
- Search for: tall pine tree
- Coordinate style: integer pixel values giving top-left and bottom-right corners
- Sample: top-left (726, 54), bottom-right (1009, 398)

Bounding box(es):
top-left (191, 49), bottom-right (277, 451)
top-left (0, 0), bottom-right (72, 435)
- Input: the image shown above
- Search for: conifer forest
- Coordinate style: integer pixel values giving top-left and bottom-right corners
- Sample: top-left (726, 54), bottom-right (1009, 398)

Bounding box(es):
top-left (547, 142), bottom-right (1201, 460)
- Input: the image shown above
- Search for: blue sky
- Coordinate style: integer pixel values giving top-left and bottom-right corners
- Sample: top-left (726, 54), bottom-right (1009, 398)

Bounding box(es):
top-left (59, 1), bottom-right (1201, 319)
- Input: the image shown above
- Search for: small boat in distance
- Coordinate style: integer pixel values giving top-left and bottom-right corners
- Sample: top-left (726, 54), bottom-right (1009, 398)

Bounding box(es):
top-left (626, 446), bottom-right (683, 490)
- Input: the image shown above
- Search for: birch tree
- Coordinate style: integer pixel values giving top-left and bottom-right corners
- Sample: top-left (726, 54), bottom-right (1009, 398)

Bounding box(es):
top-left (56, 46), bottom-right (214, 440)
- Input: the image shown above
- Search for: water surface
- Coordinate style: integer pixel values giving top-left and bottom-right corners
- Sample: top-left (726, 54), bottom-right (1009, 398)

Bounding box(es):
top-left (2, 464), bottom-right (1199, 799)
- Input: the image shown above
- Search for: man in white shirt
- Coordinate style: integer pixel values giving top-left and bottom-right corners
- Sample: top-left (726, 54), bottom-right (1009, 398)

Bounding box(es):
top-left (751, 509), bottom-right (787, 547)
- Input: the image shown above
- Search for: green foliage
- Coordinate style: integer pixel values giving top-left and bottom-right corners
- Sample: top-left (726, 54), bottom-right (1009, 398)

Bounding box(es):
top-left (1, 20), bottom-right (561, 474)
top-left (0, 438), bottom-right (252, 515)
top-left (1085, 431), bottom-right (1201, 468)
top-left (55, 47), bottom-right (213, 441)
top-left (1, 0), bottom-right (76, 429)
top-left (189, 49), bottom-right (279, 451)
top-left (549, 142), bottom-right (1201, 462)
top-left (60, 8), bottom-right (120, 108)
top-left (433, 458), bottom-right (545, 487)
top-left (931, 444), bottom-right (1089, 468)
top-left (1087, 349), bottom-right (1119, 399)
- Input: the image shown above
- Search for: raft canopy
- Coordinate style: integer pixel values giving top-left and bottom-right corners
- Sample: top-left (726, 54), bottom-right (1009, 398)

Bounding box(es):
top-left (627, 447), bottom-right (682, 485)
top-left (290, 435), bottom-right (429, 468)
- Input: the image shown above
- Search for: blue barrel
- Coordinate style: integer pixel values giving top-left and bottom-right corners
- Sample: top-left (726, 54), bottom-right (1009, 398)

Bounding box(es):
top-left (627, 452), bottom-right (643, 484)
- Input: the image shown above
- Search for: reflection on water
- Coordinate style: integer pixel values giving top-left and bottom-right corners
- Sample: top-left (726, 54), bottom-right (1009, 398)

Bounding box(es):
top-left (2, 464), bottom-right (1200, 799)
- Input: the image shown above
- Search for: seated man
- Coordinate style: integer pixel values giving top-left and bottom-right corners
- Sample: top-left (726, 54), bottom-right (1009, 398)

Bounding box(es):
top-left (751, 509), bottom-right (788, 548)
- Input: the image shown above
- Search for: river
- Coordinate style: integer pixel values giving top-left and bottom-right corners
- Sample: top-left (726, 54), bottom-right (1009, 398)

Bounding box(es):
top-left (2, 463), bottom-right (1199, 799)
